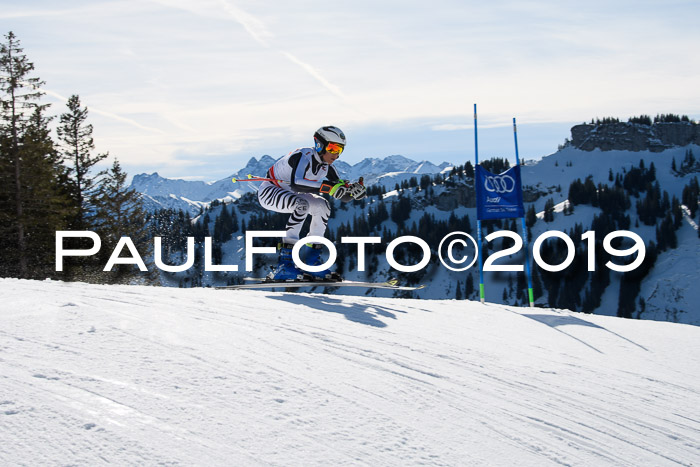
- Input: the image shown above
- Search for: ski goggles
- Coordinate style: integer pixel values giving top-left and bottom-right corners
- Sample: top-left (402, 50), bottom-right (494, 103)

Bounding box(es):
top-left (325, 142), bottom-right (344, 155)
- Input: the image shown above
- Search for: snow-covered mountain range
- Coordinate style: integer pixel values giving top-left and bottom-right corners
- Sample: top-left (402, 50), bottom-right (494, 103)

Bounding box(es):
top-left (131, 154), bottom-right (450, 214)
top-left (2, 278), bottom-right (698, 465)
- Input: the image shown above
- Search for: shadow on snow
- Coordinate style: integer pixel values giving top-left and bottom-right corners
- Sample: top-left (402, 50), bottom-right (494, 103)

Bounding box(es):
top-left (522, 313), bottom-right (649, 353)
top-left (266, 294), bottom-right (407, 328)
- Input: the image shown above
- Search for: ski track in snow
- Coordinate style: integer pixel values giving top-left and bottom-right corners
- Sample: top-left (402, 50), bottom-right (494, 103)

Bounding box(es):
top-left (1, 279), bottom-right (699, 466)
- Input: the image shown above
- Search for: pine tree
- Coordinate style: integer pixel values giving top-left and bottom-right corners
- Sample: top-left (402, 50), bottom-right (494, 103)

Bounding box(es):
top-left (682, 177), bottom-right (699, 217)
top-left (17, 109), bottom-right (75, 277)
top-left (672, 196), bottom-right (683, 229)
top-left (230, 205), bottom-right (239, 233)
top-left (464, 161), bottom-right (474, 178)
top-left (531, 262), bottom-right (543, 301)
top-left (543, 198), bottom-right (555, 222)
top-left (525, 204), bottom-right (537, 227)
top-left (92, 158), bottom-right (150, 283)
top-left (466, 273), bottom-right (474, 299)
top-left (57, 94), bottom-right (108, 228)
top-left (390, 195), bottom-right (411, 224)
top-left (0, 31), bottom-right (63, 278)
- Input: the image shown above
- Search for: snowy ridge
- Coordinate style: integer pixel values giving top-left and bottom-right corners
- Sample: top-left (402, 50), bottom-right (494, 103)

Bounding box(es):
top-left (1, 279), bottom-right (698, 465)
top-left (131, 155), bottom-right (450, 214)
top-left (131, 156), bottom-right (278, 214)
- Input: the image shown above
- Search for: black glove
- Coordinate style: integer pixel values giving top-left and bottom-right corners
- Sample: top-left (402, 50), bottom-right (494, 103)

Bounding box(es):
top-left (348, 182), bottom-right (366, 200)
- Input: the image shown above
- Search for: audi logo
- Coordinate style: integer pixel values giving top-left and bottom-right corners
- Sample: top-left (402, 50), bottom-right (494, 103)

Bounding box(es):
top-left (484, 175), bottom-right (516, 193)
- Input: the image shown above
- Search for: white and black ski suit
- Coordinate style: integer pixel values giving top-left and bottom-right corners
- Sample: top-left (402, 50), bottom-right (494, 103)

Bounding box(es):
top-left (257, 148), bottom-right (344, 244)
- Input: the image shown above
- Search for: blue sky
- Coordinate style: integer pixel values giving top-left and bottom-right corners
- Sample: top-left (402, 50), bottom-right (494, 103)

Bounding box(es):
top-left (3, 0), bottom-right (699, 181)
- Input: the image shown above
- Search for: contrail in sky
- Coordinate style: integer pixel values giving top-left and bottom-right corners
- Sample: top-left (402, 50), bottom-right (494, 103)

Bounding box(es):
top-left (217, 0), bottom-right (273, 47)
top-left (217, 0), bottom-right (347, 100)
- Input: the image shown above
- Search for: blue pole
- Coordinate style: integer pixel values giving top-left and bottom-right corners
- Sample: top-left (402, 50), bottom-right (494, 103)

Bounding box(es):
top-left (475, 104), bottom-right (485, 303)
top-left (513, 117), bottom-right (535, 307)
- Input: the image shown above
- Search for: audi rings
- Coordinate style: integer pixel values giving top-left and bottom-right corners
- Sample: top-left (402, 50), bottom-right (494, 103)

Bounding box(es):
top-left (484, 174), bottom-right (516, 193)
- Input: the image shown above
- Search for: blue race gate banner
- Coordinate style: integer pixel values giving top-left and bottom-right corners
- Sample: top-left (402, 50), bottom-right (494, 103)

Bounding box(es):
top-left (475, 165), bottom-right (525, 220)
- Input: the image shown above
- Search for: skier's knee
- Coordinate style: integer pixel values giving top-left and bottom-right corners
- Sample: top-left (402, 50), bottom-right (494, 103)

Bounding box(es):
top-left (309, 197), bottom-right (330, 216)
top-left (294, 198), bottom-right (309, 214)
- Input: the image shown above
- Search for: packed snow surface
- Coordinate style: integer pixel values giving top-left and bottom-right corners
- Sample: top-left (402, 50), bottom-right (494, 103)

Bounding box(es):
top-left (1, 279), bottom-right (699, 466)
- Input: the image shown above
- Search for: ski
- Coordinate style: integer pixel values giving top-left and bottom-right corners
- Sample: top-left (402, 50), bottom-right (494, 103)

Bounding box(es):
top-left (214, 278), bottom-right (424, 291)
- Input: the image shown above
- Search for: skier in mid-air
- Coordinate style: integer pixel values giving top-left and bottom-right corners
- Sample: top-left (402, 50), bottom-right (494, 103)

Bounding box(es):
top-left (258, 126), bottom-right (366, 281)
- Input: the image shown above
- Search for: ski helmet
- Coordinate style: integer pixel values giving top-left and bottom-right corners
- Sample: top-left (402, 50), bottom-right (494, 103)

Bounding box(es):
top-left (314, 126), bottom-right (346, 155)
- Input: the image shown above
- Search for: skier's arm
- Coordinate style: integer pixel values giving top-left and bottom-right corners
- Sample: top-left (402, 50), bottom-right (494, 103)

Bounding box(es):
top-left (288, 152), bottom-right (325, 193)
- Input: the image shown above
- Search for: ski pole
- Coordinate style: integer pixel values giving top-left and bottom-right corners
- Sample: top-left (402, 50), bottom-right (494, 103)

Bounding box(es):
top-left (513, 118), bottom-right (535, 307)
top-left (232, 174), bottom-right (283, 183)
top-left (474, 103), bottom-right (486, 304)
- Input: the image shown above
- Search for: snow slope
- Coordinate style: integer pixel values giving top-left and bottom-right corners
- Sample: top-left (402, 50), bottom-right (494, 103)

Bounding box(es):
top-left (1, 279), bottom-right (699, 466)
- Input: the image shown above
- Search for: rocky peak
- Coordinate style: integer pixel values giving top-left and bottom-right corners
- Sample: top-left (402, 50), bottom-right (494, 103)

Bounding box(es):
top-left (570, 121), bottom-right (700, 152)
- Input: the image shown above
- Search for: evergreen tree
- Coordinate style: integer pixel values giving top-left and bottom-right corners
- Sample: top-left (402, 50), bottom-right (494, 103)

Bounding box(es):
top-left (0, 31), bottom-right (63, 278)
top-left (17, 109), bottom-right (74, 277)
top-left (480, 157), bottom-right (510, 174)
top-left (682, 149), bottom-right (696, 172)
top-left (543, 198), bottom-right (555, 222)
top-left (525, 204), bottom-right (537, 227)
top-left (682, 177), bottom-right (699, 217)
top-left (628, 115), bottom-right (652, 125)
top-left (92, 158), bottom-right (150, 283)
top-left (656, 213), bottom-right (677, 251)
top-left (671, 196), bottom-right (683, 229)
top-left (57, 94), bottom-right (108, 228)
top-left (390, 195), bottom-right (412, 224)
top-left (230, 206), bottom-right (239, 233)
top-left (464, 161), bottom-right (474, 178)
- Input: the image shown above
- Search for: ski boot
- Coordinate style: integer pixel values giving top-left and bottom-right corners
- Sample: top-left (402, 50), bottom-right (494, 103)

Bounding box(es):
top-left (268, 243), bottom-right (304, 281)
top-left (302, 243), bottom-right (342, 281)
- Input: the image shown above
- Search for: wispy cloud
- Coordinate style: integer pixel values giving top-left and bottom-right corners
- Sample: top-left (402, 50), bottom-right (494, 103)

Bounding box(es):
top-left (43, 88), bottom-right (166, 134)
top-left (431, 123), bottom-right (472, 132)
top-left (0, 1), bottom-right (151, 20)
top-left (279, 51), bottom-right (347, 100)
top-left (216, 0), bottom-right (346, 100)
top-left (216, 0), bottom-right (272, 47)
top-left (146, 0), bottom-right (347, 100)
top-left (431, 121), bottom-right (515, 131)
